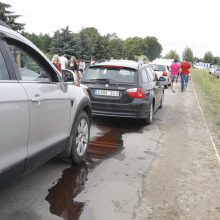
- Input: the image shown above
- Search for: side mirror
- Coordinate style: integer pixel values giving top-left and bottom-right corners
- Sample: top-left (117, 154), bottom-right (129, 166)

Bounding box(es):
top-left (159, 76), bottom-right (166, 82)
top-left (62, 69), bottom-right (75, 84)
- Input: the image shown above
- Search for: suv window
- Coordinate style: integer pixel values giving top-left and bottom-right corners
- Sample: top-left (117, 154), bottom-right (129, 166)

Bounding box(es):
top-left (0, 50), bottom-right (9, 80)
top-left (145, 67), bottom-right (154, 82)
top-left (141, 68), bottom-right (149, 83)
top-left (6, 43), bottom-right (51, 82)
top-left (83, 66), bottom-right (137, 84)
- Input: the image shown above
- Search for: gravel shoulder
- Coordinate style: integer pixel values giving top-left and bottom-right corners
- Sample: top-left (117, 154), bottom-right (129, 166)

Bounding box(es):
top-left (134, 81), bottom-right (220, 220)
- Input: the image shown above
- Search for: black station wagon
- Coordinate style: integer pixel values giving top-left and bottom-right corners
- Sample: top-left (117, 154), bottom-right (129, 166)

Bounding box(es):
top-left (80, 60), bottom-right (164, 125)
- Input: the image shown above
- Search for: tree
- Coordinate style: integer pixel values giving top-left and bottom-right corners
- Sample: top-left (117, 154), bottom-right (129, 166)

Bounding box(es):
top-left (107, 36), bottom-right (124, 59)
top-left (123, 37), bottom-right (144, 60)
top-left (203, 51), bottom-right (214, 64)
top-left (213, 56), bottom-right (220, 65)
top-left (0, 2), bottom-right (25, 31)
top-left (164, 50), bottom-right (180, 60)
top-left (182, 47), bottom-right (194, 63)
top-left (94, 35), bottom-right (110, 60)
top-left (79, 27), bottom-right (100, 60)
top-left (142, 36), bottom-right (162, 61)
top-left (22, 32), bottom-right (52, 53)
top-left (50, 26), bottom-right (81, 57)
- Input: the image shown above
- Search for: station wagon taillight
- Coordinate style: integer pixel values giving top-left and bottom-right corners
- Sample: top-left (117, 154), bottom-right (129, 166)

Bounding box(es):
top-left (163, 72), bottom-right (168, 76)
top-left (127, 88), bottom-right (145, 99)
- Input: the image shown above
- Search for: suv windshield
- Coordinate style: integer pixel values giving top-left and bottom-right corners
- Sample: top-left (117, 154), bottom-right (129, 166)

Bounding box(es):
top-left (82, 66), bottom-right (137, 84)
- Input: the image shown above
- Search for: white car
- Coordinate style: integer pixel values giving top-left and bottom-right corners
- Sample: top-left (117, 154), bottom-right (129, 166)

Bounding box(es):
top-left (148, 63), bottom-right (171, 88)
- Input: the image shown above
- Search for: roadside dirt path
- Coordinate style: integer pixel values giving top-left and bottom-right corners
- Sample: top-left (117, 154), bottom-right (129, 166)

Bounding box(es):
top-left (134, 81), bottom-right (220, 220)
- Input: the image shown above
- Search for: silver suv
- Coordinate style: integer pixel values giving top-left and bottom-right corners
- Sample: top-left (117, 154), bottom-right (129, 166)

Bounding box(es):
top-left (0, 22), bottom-right (91, 188)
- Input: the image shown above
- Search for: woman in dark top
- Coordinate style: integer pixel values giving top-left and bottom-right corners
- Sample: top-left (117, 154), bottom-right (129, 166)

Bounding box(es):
top-left (68, 56), bottom-right (81, 82)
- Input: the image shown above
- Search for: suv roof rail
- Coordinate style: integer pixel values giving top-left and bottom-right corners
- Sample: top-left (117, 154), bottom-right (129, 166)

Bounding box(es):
top-left (0, 20), bottom-right (12, 29)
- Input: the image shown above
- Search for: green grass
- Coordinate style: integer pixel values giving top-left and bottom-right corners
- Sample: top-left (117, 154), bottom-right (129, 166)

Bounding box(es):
top-left (191, 68), bottom-right (220, 127)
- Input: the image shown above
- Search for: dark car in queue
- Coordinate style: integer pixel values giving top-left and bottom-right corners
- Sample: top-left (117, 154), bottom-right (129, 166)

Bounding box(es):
top-left (80, 60), bottom-right (164, 125)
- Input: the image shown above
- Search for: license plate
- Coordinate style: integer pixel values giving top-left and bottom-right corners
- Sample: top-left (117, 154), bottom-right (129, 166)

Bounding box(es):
top-left (95, 89), bottom-right (119, 97)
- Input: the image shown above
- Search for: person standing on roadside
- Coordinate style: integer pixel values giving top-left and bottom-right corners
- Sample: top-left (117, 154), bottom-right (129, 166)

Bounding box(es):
top-left (180, 57), bottom-right (191, 92)
top-left (51, 54), bottom-right (61, 72)
top-left (59, 53), bottom-right (68, 70)
top-left (170, 59), bottom-right (181, 92)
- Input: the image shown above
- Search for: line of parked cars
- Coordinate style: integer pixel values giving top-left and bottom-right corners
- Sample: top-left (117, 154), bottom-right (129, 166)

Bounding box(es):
top-left (209, 65), bottom-right (220, 78)
top-left (0, 21), bottom-right (165, 189)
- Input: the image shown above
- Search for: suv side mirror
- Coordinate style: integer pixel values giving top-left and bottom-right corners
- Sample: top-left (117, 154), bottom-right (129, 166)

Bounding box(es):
top-left (61, 69), bottom-right (76, 84)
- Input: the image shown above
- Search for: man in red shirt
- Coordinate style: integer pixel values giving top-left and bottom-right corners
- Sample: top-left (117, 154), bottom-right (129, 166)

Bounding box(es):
top-left (180, 57), bottom-right (191, 92)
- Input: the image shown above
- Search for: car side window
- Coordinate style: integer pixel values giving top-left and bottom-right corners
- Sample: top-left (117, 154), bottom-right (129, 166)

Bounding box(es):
top-left (6, 43), bottom-right (51, 82)
top-left (0, 50), bottom-right (9, 80)
top-left (141, 68), bottom-right (149, 83)
top-left (146, 67), bottom-right (154, 82)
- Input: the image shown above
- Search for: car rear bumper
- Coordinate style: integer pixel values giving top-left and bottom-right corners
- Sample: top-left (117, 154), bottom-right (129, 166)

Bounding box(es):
top-left (91, 100), bottom-right (151, 119)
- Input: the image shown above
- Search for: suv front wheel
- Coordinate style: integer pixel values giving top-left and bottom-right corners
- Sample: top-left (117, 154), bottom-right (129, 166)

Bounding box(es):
top-left (69, 111), bottom-right (90, 164)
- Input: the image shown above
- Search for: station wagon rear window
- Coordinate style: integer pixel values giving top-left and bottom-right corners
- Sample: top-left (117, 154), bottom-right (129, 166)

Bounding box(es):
top-left (83, 66), bottom-right (137, 84)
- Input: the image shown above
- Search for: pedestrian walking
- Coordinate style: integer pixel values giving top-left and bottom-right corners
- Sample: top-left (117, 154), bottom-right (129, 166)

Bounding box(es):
top-left (170, 59), bottom-right (181, 92)
top-left (180, 57), bottom-right (191, 92)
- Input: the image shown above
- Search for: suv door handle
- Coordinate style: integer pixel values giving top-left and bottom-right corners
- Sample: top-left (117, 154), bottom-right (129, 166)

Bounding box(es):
top-left (31, 95), bottom-right (42, 102)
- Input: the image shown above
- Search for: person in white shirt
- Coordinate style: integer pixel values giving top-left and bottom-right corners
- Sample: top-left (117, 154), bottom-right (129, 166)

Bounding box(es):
top-left (59, 53), bottom-right (68, 70)
top-left (78, 59), bottom-right (86, 74)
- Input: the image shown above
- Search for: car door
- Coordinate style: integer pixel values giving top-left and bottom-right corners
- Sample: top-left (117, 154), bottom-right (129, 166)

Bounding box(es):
top-left (4, 39), bottom-right (71, 170)
top-left (146, 66), bottom-right (162, 110)
top-left (0, 41), bottom-right (29, 186)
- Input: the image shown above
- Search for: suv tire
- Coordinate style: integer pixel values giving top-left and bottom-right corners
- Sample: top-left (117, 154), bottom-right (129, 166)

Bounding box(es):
top-left (69, 111), bottom-right (90, 164)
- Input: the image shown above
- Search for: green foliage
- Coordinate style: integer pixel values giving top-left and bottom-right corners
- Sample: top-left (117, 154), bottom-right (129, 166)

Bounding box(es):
top-left (192, 68), bottom-right (220, 129)
top-left (164, 50), bottom-right (180, 60)
top-left (0, 2), bottom-right (25, 31)
top-left (203, 51), bottom-right (214, 64)
top-left (142, 36), bottom-right (162, 61)
top-left (79, 27), bottom-right (100, 60)
top-left (182, 47), bottom-right (194, 62)
top-left (213, 56), bottom-right (220, 65)
top-left (123, 36), bottom-right (162, 61)
top-left (50, 26), bottom-right (81, 57)
top-left (123, 37), bottom-right (143, 59)
top-left (106, 34), bottom-right (124, 59)
top-left (22, 32), bottom-right (52, 53)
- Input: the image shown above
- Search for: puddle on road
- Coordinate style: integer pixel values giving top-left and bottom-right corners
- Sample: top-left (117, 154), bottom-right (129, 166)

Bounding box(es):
top-left (46, 118), bottom-right (144, 220)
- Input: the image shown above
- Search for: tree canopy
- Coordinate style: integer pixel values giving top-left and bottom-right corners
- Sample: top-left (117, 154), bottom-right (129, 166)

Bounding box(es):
top-left (182, 47), bottom-right (194, 63)
top-left (0, 2), bottom-right (24, 31)
top-left (164, 50), bottom-right (180, 61)
top-left (203, 51), bottom-right (214, 64)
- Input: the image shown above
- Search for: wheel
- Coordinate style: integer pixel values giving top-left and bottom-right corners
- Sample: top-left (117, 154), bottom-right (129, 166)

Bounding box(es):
top-left (69, 111), bottom-right (90, 164)
top-left (159, 93), bottom-right (164, 109)
top-left (164, 84), bottom-right (168, 89)
top-left (143, 102), bottom-right (153, 125)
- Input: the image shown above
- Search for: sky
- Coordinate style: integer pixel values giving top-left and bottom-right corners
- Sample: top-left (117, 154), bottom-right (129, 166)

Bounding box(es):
top-left (3, 0), bottom-right (220, 58)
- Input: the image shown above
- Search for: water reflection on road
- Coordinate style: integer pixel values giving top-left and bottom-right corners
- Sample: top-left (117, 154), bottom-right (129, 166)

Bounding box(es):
top-left (46, 117), bottom-right (144, 220)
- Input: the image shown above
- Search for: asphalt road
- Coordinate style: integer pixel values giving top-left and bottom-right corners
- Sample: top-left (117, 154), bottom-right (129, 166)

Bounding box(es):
top-left (1, 80), bottom-right (220, 220)
top-left (0, 104), bottom-right (162, 220)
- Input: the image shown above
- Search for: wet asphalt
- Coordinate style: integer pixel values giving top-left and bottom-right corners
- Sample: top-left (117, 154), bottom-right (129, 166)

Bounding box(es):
top-left (0, 99), bottom-right (166, 220)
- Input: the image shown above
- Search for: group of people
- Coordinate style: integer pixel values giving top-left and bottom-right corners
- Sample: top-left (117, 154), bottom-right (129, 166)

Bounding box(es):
top-left (51, 53), bottom-right (87, 81)
top-left (170, 57), bottom-right (191, 92)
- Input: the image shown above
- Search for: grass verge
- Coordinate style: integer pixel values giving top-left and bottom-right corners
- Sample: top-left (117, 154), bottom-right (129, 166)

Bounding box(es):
top-left (191, 68), bottom-right (220, 129)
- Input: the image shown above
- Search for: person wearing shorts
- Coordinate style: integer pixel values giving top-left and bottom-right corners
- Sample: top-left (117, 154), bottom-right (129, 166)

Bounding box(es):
top-left (170, 59), bottom-right (180, 92)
